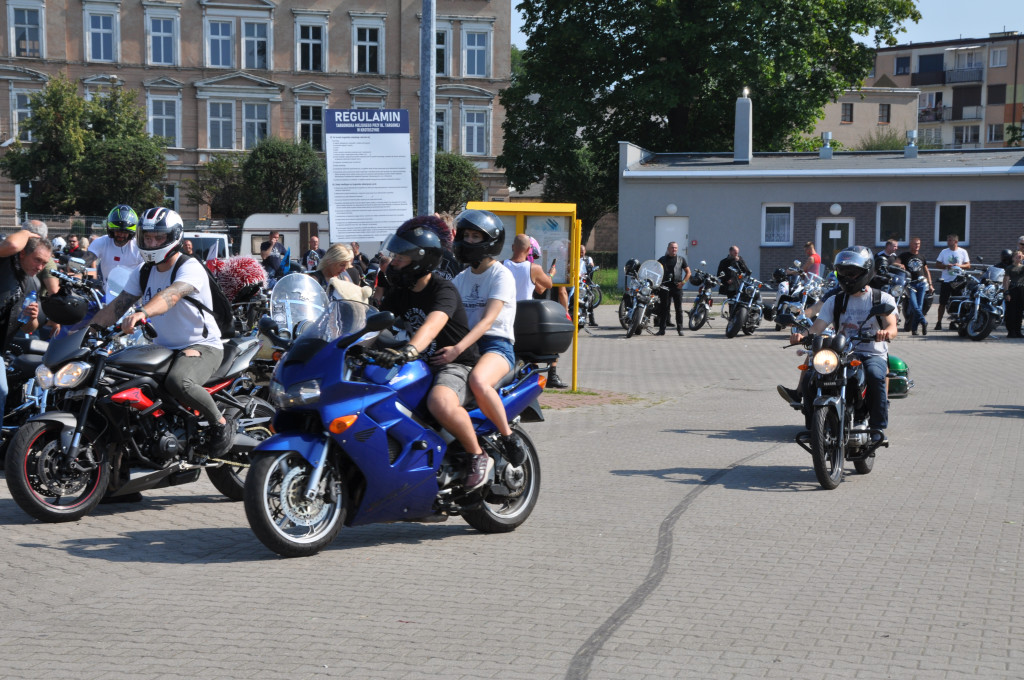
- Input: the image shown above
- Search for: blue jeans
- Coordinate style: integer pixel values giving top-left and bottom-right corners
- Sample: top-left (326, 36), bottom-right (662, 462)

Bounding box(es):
top-left (907, 279), bottom-right (927, 330)
top-left (860, 354), bottom-right (889, 430)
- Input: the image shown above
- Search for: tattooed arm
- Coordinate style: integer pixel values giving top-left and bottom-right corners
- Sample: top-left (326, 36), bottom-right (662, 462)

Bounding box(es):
top-left (121, 279), bottom-right (197, 334)
top-left (90, 290), bottom-right (141, 328)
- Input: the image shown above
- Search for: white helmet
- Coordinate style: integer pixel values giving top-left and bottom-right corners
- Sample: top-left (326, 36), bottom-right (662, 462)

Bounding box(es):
top-left (138, 207), bottom-right (184, 263)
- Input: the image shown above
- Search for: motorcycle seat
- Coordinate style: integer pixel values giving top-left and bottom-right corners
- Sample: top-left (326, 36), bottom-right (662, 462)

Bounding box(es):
top-left (208, 336), bottom-right (260, 382)
top-left (11, 353), bottom-right (45, 375)
top-left (9, 337), bottom-right (49, 356)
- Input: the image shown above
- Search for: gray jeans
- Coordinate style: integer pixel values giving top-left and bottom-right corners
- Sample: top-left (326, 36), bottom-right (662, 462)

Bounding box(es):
top-left (164, 344), bottom-right (224, 422)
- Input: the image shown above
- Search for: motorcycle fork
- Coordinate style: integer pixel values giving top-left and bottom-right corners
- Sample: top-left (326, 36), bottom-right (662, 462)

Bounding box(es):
top-left (61, 354), bottom-right (110, 470)
top-left (304, 436), bottom-right (332, 501)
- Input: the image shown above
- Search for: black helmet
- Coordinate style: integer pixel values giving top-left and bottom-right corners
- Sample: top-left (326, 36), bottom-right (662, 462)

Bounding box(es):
top-left (106, 204), bottom-right (138, 242)
top-left (382, 227), bottom-right (443, 288)
top-left (834, 246), bottom-right (875, 295)
top-left (772, 267), bottom-right (787, 283)
top-left (42, 292), bottom-right (89, 325)
top-left (624, 258), bottom-right (640, 276)
top-left (453, 209), bottom-right (504, 266)
top-left (1000, 248), bottom-right (1014, 266)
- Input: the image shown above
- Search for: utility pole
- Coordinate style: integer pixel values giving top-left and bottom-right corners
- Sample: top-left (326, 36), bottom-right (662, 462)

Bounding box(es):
top-left (417, 0), bottom-right (436, 216)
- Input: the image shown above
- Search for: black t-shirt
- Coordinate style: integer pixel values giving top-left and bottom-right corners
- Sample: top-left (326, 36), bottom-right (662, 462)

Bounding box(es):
top-left (717, 256), bottom-right (749, 291)
top-left (381, 275), bottom-right (479, 367)
top-left (434, 249), bottom-right (464, 281)
top-left (260, 241), bottom-right (286, 276)
top-left (898, 251), bottom-right (927, 282)
top-left (0, 254), bottom-right (27, 344)
top-left (658, 254), bottom-right (689, 284)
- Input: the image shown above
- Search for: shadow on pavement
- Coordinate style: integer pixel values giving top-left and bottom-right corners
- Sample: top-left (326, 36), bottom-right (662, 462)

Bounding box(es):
top-left (611, 463), bottom-right (820, 492)
top-left (666, 424), bottom-right (802, 444)
top-left (944, 404), bottom-right (1024, 419)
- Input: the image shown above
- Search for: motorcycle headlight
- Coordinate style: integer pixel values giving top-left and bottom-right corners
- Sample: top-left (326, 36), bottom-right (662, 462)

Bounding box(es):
top-left (51, 361), bottom-right (92, 389)
top-left (269, 378), bottom-right (321, 409)
top-left (35, 365), bottom-right (55, 390)
top-left (743, 284), bottom-right (755, 296)
top-left (983, 284), bottom-right (997, 299)
top-left (812, 349), bottom-right (840, 376)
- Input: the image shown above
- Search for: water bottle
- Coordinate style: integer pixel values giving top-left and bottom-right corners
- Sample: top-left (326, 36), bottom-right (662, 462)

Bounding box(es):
top-left (17, 290), bottom-right (37, 324)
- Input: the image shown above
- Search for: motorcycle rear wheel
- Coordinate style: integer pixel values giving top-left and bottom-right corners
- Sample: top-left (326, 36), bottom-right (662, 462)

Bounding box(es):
top-left (463, 427), bottom-right (541, 533)
top-left (206, 395), bottom-right (276, 501)
top-left (688, 304), bottom-right (707, 330)
top-left (591, 284), bottom-right (603, 308)
top-left (5, 421), bottom-right (109, 523)
top-left (725, 307), bottom-right (746, 338)
top-left (811, 408), bottom-right (844, 490)
top-left (617, 299), bottom-right (629, 329)
top-left (966, 310), bottom-right (994, 341)
top-left (243, 451), bottom-right (346, 557)
top-left (854, 454), bottom-right (875, 475)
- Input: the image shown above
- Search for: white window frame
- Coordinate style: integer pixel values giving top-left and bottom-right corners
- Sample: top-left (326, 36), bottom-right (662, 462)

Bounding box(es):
top-left (297, 102), bottom-right (324, 151)
top-left (295, 18), bottom-right (327, 72)
top-left (207, 101), bottom-right (235, 150)
top-left (352, 15), bottom-right (385, 75)
top-left (990, 48), bottom-right (1007, 68)
top-left (243, 20), bottom-right (272, 70)
top-left (12, 90), bottom-right (34, 142)
top-left (875, 203), bottom-right (910, 246)
top-left (435, 23), bottom-right (452, 76)
top-left (761, 204), bottom-right (794, 246)
top-left (462, 24), bottom-right (492, 78)
top-left (206, 18), bottom-right (234, 68)
top-left (920, 127), bottom-right (942, 147)
top-left (148, 94), bottom-right (181, 148)
top-left (934, 202), bottom-right (970, 246)
top-left (462, 106), bottom-right (490, 156)
top-left (987, 124), bottom-right (1004, 143)
top-left (145, 8), bottom-right (179, 67)
top-left (160, 182), bottom-right (178, 210)
top-left (83, 3), bottom-right (120, 64)
top-left (243, 102), bottom-right (269, 150)
top-left (8, 1), bottom-right (45, 59)
top-left (953, 125), bottom-right (980, 146)
top-left (435, 105), bottom-right (451, 152)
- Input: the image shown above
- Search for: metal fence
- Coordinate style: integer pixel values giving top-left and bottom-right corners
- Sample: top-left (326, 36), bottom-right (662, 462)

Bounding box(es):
top-left (0, 214), bottom-right (240, 239)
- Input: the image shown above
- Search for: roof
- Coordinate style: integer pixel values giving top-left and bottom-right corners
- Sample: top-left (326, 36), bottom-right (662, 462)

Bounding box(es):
top-left (624, 148), bottom-right (1024, 180)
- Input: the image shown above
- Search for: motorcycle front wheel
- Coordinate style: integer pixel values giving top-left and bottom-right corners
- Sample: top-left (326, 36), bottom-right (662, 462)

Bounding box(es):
top-left (688, 303), bottom-right (707, 330)
top-left (626, 304), bottom-right (645, 338)
top-left (966, 309), bottom-right (994, 341)
top-left (725, 306), bottom-right (747, 338)
top-left (243, 451), bottom-right (346, 557)
top-left (5, 421), bottom-right (110, 523)
top-left (591, 284), bottom-right (603, 308)
top-left (811, 407), bottom-right (844, 489)
top-left (206, 395), bottom-right (276, 501)
top-left (463, 427), bottom-right (541, 533)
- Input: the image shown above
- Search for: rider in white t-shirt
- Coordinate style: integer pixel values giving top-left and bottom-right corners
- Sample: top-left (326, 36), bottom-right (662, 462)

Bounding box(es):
top-left (88, 204), bottom-right (145, 290)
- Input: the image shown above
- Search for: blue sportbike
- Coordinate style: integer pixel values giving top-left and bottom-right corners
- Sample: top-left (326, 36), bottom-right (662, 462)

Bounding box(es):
top-left (243, 296), bottom-right (570, 557)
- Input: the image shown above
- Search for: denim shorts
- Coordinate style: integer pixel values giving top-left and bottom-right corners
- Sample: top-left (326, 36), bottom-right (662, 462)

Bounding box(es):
top-left (477, 335), bottom-right (515, 371)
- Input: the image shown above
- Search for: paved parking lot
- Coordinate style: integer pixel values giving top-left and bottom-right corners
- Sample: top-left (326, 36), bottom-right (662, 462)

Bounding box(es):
top-left (1, 303), bottom-right (1021, 679)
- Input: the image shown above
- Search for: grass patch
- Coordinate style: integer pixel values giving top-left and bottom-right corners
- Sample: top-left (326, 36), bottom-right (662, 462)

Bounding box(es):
top-left (593, 267), bottom-right (622, 304)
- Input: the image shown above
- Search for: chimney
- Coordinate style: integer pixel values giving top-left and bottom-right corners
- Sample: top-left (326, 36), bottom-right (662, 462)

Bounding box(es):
top-left (904, 129), bottom-right (918, 159)
top-left (819, 132), bottom-right (833, 160)
top-left (733, 89), bottom-right (752, 164)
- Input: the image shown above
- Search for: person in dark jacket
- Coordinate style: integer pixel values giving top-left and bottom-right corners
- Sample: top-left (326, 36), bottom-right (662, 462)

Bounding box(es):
top-left (717, 245), bottom-right (750, 296)
top-left (656, 241), bottom-right (690, 336)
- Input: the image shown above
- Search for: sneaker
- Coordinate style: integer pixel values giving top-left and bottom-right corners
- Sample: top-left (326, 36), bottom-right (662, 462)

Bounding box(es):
top-left (776, 384), bottom-right (801, 406)
top-left (464, 453), bottom-right (494, 491)
top-left (547, 370), bottom-right (567, 389)
top-left (501, 434), bottom-right (529, 466)
top-left (206, 419), bottom-right (236, 458)
top-left (920, 321), bottom-right (928, 336)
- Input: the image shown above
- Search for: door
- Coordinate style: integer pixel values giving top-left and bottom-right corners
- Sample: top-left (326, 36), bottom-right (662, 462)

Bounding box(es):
top-left (654, 216), bottom-right (689, 261)
top-left (817, 219), bottom-right (854, 273)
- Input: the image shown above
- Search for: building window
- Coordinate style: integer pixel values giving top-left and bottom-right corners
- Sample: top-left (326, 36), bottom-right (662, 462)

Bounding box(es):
top-left (867, 65), bottom-right (875, 79)
top-left (877, 204), bottom-right (909, 245)
top-left (298, 104), bottom-right (323, 151)
top-left (954, 50), bottom-right (983, 70)
top-left (920, 127), bottom-right (942, 147)
top-left (243, 21), bottom-right (269, 69)
top-left (160, 183), bottom-right (178, 210)
top-left (987, 124), bottom-right (1004, 143)
top-left (297, 23), bottom-right (325, 72)
top-left (13, 92), bottom-right (32, 141)
top-left (208, 101), bottom-right (234, 149)
top-left (147, 14), bottom-right (177, 66)
top-left (935, 203), bottom-right (969, 245)
top-left (988, 84), bottom-right (1006, 106)
top-left (762, 205), bottom-right (793, 246)
top-left (86, 11), bottom-right (117, 62)
top-left (841, 103), bottom-right (853, 123)
top-left (207, 20), bottom-right (233, 68)
top-left (10, 4), bottom-right (43, 58)
top-left (436, 28), bottom-right (451, 76)
top-left (990, 47), bottom-right (1007, 68)
top-left (878, 104), bottom-right (890, 124)
top-left (435, 107), bottom-right (450, 152)
top-left (463, 108), bottom-right (489, 155)
top-left (244, 103), bottom-right (268, 149)
top-left (353, 19), bottom-right (384, 74)
top-left (894, 56), bottom-right (910, 75)
top-left (149, 97), bottom-right (179, 147)
top-left (463, 27), bottom-right (491, 77)
top-left (953, 125), bottom-right (980, 146)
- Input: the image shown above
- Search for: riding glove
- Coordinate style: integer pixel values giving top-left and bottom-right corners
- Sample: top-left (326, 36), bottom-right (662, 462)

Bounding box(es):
top-left (378, 343), bottom-right (419, 368)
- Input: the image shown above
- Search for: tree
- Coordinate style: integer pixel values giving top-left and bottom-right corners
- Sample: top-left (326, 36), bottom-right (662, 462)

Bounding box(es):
top-left (541, 145), bottom-right (614, 245)
top-left (500, 0), bottom-right (921, 220)
top-left (1007, 125), bottom-right (1023, 148)
top-left (411, 152), bottom-right (484, 214)
top-left (241, 137), bottom-right (325, 214)
top-left (183, 154), bottom-right (248, 220)
top-left (77, 137), bottom-right (167, 214)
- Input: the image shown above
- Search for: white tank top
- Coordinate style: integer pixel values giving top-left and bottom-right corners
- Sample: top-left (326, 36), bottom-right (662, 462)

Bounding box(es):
top-left (503, 259), bottom-right (534, 301)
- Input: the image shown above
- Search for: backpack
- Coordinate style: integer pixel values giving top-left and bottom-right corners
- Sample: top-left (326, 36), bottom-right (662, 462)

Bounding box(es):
top-left (139, 256), bottom-right (236, 339)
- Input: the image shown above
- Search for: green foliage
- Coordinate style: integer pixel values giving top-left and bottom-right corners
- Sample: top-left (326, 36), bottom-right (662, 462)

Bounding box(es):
top-left (411, 152), bottom-right (484, 214)
top-left (0, 73), bottom-right (167, 214)
top-left (856, 127), bottom-right (909, 150)
top-left (787, 136), bottom-right (849, 152)
top-left (1007, 125), bottom-right (1023, 148)
top-left (241, 137), bottom-right (325, 214)
top-left (183, 155), bottom-right (247, 220)
top-left (500, 0), bottom-right (921, 220)
top-left (540, 145), bottom-right (615, 245)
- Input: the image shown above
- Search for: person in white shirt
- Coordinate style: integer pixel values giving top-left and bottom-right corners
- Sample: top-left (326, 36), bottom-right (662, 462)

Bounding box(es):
top-left (934, 234), bottom-right (970, 330)
top-left (88, 204), bottom-right (145, 291)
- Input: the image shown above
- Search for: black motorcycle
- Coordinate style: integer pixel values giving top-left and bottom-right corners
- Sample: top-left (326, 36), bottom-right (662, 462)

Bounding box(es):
top-left (623, 259), bottom-right (664, 338)
top-left (721, 267), bottom-right (769, 338)
top-left (945, 264), bottom-right (1003, 341)
top-left (792, 300), bottom-right (895, 489)
top-left (771, 265), bottom-right (824, 331)
top-left (686, 263), bottom-right (720, 331)
top-left (4, 323), bottom-right (271, 522)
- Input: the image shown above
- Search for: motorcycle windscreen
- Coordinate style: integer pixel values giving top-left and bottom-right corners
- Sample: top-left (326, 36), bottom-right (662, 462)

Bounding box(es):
top-left (269, 273), bottom-right (329, 339)
top-left (105, 266), bottom-right (132, 304)
top-left (637, 260), bottom-right (664, 287)
top-left (282, 299), bottom-right (377, 367)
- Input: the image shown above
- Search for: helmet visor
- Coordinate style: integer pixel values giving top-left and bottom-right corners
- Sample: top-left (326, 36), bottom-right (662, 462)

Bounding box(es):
top-left (382, 233), bottom-right (429, 262)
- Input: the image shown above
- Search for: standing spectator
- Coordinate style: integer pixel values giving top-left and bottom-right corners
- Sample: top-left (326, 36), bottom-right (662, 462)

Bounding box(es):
top-left (1002, 250), bottom-right (1024, 338)
top-left (351, 242), bottom-right (371, 279)
top-left (180, 239), bottom-right (197, 259)
top-left (934, 234), bottom-right (970, 330)
top-left (260, 231), bottom-right (287, 279)
top-left (802, 241), bottom-right (821, 276)
top-left (898, 237), bottom-right (933, 335)
top-left (1017, 236), bottom-right (1024, 256)
top-left (656, 241), bottom-right (690, 336)
top-left (24, 219), bottom-right (58, 295)
top-left (303, 235), bottom-right (325, 272)
top-left (308, 243), bottom-right (355, 292)
top-left (503, 233), bottom-right (554, 302)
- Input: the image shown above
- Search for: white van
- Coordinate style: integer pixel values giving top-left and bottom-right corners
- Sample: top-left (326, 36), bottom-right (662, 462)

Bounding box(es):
top-left (241, 213), bottom-right (383, 266)
top-left (181, 232), bottom-right (230, 261)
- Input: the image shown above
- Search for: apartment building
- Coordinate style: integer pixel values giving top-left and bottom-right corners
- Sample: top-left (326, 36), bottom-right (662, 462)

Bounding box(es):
top-left (869, 31), bottom-right (1023, 149)
top-left (0, 0), bottom-right (511, 221)
top-left (812, 87), bottom-right (920, 148)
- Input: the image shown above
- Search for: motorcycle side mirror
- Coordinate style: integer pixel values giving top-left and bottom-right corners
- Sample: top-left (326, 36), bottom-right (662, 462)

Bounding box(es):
top-left (258, 315), bottom-right (280, 336)
top-left (699, 260), bottom-right (707, 266)
top-left (365, 310), bottom-right (396, 332)
top-left (793, 260), bottom-right (801, 267)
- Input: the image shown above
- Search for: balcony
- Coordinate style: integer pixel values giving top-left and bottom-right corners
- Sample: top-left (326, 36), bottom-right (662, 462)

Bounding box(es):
top-left (912, 71), bottom-right (946, 86)
top-left (918, 106), bottom-right (945, 122)
top-left (951, 105), bottom-right (984, 121)
top-left (945, 67), bottom-right (984, 84)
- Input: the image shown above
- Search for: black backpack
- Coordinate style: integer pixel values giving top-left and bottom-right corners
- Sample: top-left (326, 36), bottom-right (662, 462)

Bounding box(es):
top-left (138, 256), bottom-right (236, 339)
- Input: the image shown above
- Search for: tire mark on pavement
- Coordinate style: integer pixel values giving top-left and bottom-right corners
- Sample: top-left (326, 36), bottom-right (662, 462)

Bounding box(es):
top-left (565, 445), bottom-right (783, 679)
